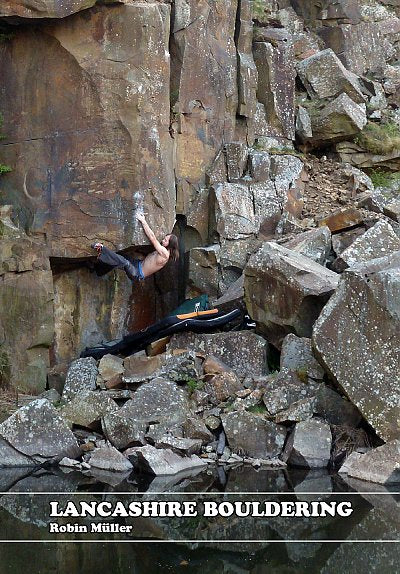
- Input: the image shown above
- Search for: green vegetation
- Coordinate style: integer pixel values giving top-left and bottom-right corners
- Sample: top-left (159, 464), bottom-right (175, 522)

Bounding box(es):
top-left (186, 378), bottom-right (204, 395)
top-left (354, 121), bottom-right (400, 155)
top-left (368, 169), bottom-right (400, 189)
top-left (251, 0), bottom-right (266, 19)
top-left (246, 404), bottom-right (267, 415)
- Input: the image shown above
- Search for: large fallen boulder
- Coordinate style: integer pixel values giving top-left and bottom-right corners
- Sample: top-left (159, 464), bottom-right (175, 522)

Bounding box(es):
top-left (313, 252), bottom-right (400, 441)
top-left (283, 419), bottom-right (332, 468)
top-left (244, 242), bottom-right (339, 347)
top-left (310, 93), bottom-right (367, 146)
top-left (296, 49), bottom-right (365, 103)
top-left (0, 399), bottom-right (80, 466)
top-left (120, 379), bottom-right (191, 425)
top-left (60, 391), bottom-right (119, 429)
top-left (102, 412), bottom-right (147, 450)
top-left (130, 445), bottom-right (206, 476)
top-left (221, 411), bottom-right (286, 459)
top-left (62, 357), bottom-right (98, 401)
top-left (280, 334), bottom-right (325, 380)
top-left (263, 369), bottom-right (319, 416)
top-left (283, 227), bottom-right (332, 265)
top-left (346, 440), bottom-right (400, 485)
top-left (332, 219), bottom-right (400, 272)
top-left (88, 445), bottom-right (133, 473)
top-left (168, 331), bottom-right (268, 377)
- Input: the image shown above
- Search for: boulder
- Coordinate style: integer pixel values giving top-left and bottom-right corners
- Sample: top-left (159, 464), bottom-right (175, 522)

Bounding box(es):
top-left (211, 183), bottom-right (258, 239)
top-left (313, 252), bottom-right (400, 441)
top-left (123, 352), bottom-right (166, 383)
top-left (263, 369), bottom-right (319, 416)
top-left (168, 331), bottom-right (268, 377)
top-left (221, 411), bottom-right (286, 459)
top-left (314, 386), bottom-right (362, 427)
top-left (336, 140), bottom-right (400, 170)
top-left (60, 391), bottom-right (119, 429)
top-left (316, 206), bottom-right (364, 232)
top-left (0, 399), bottom-right (80, 466)
top-left (154, 436), bottom-right (202, 456)
top-left (97, 354), bottom-right (124, 384)
top-left (296, 105), bottom-right (313, 140)
top-left (284, 419), bottom-right (332, 468)
top-left (62, 357), bottom-right (98, 401)
top-left (182, 417), bottom-right (214, 444)
top-left (296, 49), bottom-right (365, 103)
top-left (204, 372), bottom-right (243, 404)
top-left (244, 242), bottom-right (339, 347)
top-left (338, 451), bottom-right (364, 475)
top-left (310, 93), bottom-right (367, 146)
top-left (346, 440), bottom-right (400, 485)
top-left (88, 445), bottom-right (133, 473)
top-left (283, 227), bottom-right (332, 265)
top-left (102, 412), bottom-right (146, 450)
top-left (131, 445), bottom-right (206, 476)
top-left (275, 398), bottom-right (315, 424)
top-left (120, 379), bottom-right (191, 425)
top-left (332, 219), bottom-right (400, 272)
top-left (280, 334), bottom-right (325, 380)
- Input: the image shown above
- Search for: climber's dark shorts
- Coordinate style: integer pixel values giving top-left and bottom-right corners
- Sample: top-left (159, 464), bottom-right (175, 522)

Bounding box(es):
top-left (98, 245), bottom-right (145, 281)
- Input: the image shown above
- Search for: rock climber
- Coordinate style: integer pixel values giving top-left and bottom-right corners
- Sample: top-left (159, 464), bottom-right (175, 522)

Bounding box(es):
top-left (91, 213), bottom-right (179, 281)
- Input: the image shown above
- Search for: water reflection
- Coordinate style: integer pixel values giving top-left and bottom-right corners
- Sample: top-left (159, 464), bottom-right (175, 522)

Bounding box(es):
top-left (0, 466), bottom-right (398, 572)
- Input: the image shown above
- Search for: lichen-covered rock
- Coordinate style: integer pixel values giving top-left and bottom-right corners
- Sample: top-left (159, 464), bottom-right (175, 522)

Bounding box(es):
top-left (253, 34), bottom-right (296, 140)
top-left (263, 369), bottom-right (319, 416)
top-left (211, 183), bottom-right (259, 239)
top-left (270, 155), bottom-right (306, 218)
top-left (332, 219), bottom-right (400, 272)
top-left (283, 227), bottom-right (332, 265)
top-left (98, 355), bottom-right (124, 384)
top-left (313, 252), bottom-right (400, 441)
top-left (62, 357), bottom-right (98, 401)
top-left (221, 411), bottom-right (286, 459)
top-left (120, 379), bottom-right (191, 425)
top-left (244, 242), bottom-right (339, 347)
top-left (310, 93), bottom-right (367, 146)
top-left (296, 49), bottom-right (365, 103)
top-left (314, 386), bottom-right (362, 427)
top-left (88, 445), bottom-right (133, 473)
top-left (131, 445), bottom-right (206, 476)
top-left (284, 419), bottom-right (332, 468)
top-left (60, 391), bottom-right (119, 429)
top-left (204, 372), bottom-right (243, 404)
top-left (0, 0), bottom-right (103, 18)
top-left (0, 399), bottom-right (80, 466)
top-left (168, 331), bottom-right (268, 377)
top-left (346, 440), bottom-right (400, 485)
top-left (102, 412), bottom-right (146, 450)
top-left (280, 334), bottom-right (325, 380)
top-left (275, 398), bottom-right (315, 424)
top-left (154, 436), bottom-right (202, 456)
top-left (248, 150), bottom-right (271, 182)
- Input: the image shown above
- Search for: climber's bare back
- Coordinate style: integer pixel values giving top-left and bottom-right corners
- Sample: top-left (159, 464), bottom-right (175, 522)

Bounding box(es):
top-left (140, 249), bottom-right (169, 278)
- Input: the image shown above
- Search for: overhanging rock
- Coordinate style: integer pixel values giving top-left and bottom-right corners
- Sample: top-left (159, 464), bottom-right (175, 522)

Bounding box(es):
top-left (313, 252), bottom-right (400, 442)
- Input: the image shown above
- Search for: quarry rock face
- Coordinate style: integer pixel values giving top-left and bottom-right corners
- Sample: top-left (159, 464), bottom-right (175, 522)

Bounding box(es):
top-left (313, 252), bottom-right (400, 442)
top-left (0, 2), bottom-right (175, 257)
